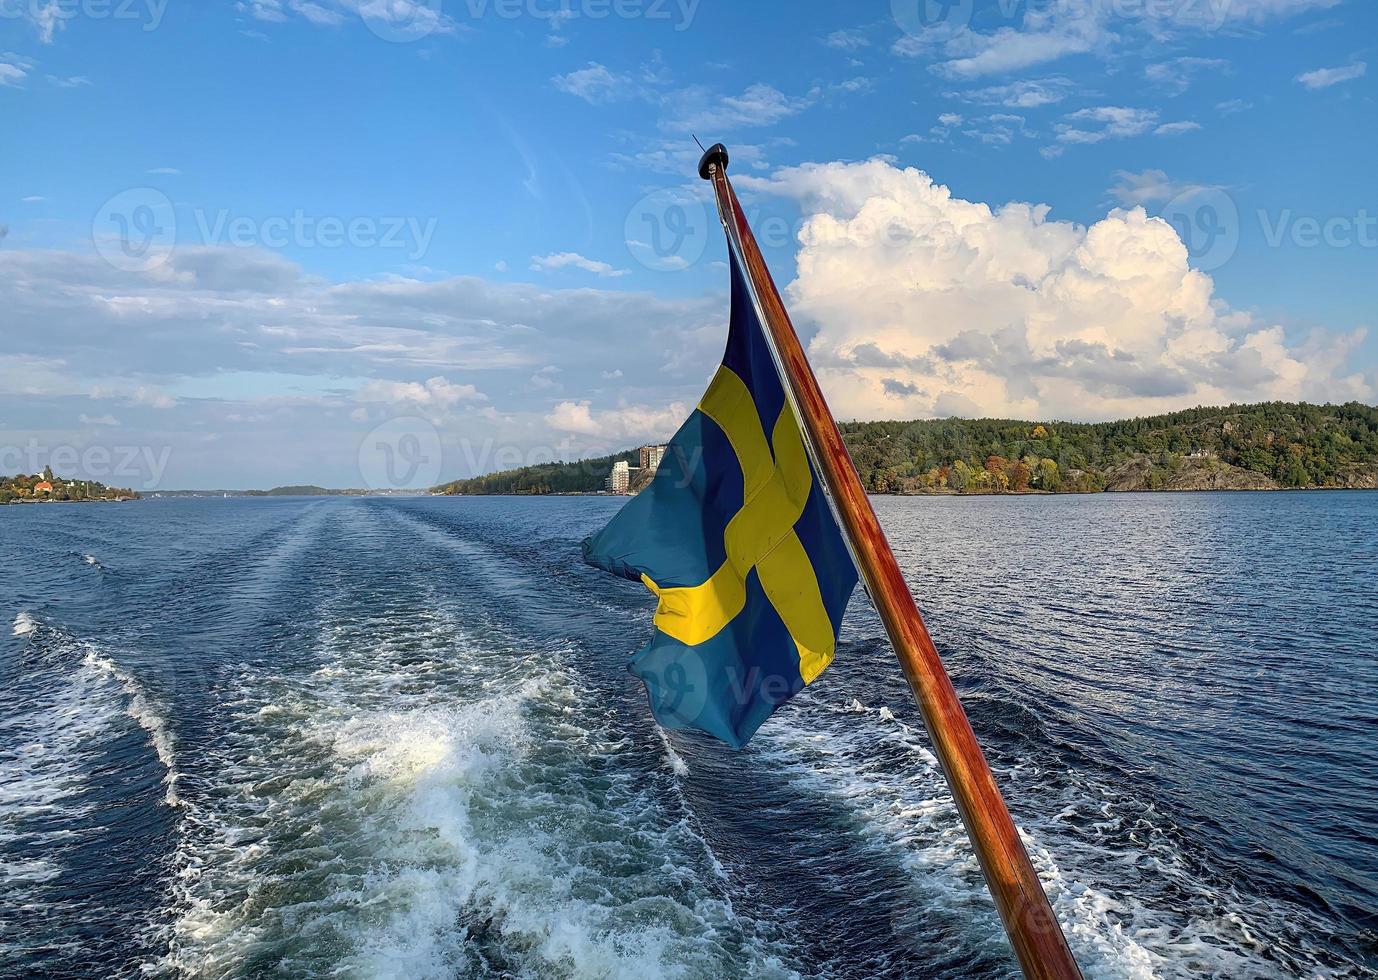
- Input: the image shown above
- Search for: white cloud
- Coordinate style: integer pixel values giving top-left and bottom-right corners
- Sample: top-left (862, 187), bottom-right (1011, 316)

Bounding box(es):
top-left (133, 386), bottom-right (177, 409)
top-left (1154, 120), bottom-right (1202, 137)
top-left (1144, 57), bottom-right (1229, 96)
top-left (0, 243), bottom-right (723, 485)
top-left (916, 5), bottom-right (1112, 78)
top-left (552, 62), bottom-right (633, 104)
top-left (78, 414), bottom-right (120, 426)
top-left (903, 0), bottom-right (1338, 79)
top-left (529, 365), bottom-right (561, 390)
top-left (823, 28), bottom-right (869, 51)
top-left (1108, 169), bottom-right (1215, 207)
top-left (21, 196), bottom-right (46, 203)
top-left (29, 3), bottom-right (64, 43)
top-left (1296, 61), bottom-right (1367, 90)
top-left (1057, 106), bottom-right (1158, 143)
top-left (292, 1), bottom-right (344, 26)
top-left (663, 83), bottom-right (813, 133)
top-left (0, 54), bottom-right (32, 86)
top-left (733, 158), bottom-right (1372, 422)
top-left (148, 167), bottom-right (182, 175)
top-left (947, 77), bottom-right (1073, 108)
top-left (239, 0), bottom-right (455, 36)
top-left (530, 251), bottom-right (629, 278)
top-left (356, 376), bottom-right (486, 408)
top-left (545, 399), bottom-right (688, 441)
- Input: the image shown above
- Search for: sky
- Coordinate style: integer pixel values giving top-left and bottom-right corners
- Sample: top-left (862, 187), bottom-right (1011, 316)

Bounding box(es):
top-left (1, 0), bottom-right (1374, 490)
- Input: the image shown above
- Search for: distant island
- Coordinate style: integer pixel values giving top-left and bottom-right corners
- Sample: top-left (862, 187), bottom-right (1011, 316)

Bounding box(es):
top-left (434, 401), bottom-right (1378, 497)
top-left (149, 486), bottom-right (391, 498)
top-left (1, 467), bottom-right (138, 504)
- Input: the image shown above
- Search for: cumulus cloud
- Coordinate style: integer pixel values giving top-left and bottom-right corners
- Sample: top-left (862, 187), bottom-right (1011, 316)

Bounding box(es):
top-left (734, 158), bottom-right (1372, 422)
top-left (545, 399), bottom-right (689, 442)
top-left (1296, 62), bottom-right (1367, 89)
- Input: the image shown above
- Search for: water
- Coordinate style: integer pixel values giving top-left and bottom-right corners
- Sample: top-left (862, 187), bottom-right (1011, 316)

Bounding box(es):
top-left (1, 493), bottom-right (1374, 979)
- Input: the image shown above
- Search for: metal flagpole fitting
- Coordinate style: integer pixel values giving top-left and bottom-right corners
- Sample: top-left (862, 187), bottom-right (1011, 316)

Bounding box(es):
top-left (697, 142), bottom-right (729, 180)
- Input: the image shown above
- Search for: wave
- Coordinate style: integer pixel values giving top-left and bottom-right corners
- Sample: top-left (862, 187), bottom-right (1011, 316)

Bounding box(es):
top-left (151, 595), bottom-right (793, 980)
top-left (4, 614), bottom-right (180, 808)
top-left (82, 649), bottom-right (180, 807)
top-left (12, 610), bottom-right (37, 636)
top-left (757, 694), bottom-right (1363, 979)
top-left (1, 614), bottom-right (164, 953)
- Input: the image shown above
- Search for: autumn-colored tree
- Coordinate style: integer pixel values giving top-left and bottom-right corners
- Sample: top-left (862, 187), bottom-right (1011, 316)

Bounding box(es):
top-left (1038, 458), bottom-right (1061, 491)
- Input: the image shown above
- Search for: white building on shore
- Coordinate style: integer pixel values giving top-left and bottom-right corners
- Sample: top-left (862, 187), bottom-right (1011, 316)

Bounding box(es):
top-left (606, 460), bottom-right (632, 493)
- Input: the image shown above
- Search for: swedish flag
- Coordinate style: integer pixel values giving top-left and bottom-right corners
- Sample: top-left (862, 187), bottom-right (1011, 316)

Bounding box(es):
top-left (583, 255), bottom-right (858, 748)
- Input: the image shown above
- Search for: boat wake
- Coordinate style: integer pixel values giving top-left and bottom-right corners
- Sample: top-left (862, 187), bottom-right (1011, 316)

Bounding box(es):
top-left (1, 612), bottom-right (181, 968)
top-left (758, 691), bottom-right (1369, 978)
top-left (150, 593), bottom-right (795, 980)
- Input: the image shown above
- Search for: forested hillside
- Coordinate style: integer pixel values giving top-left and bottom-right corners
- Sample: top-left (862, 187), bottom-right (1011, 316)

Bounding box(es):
top-left (434, 402), bottom-right (1378, 496)
top-left (435, 450), bottom-right (640, 496)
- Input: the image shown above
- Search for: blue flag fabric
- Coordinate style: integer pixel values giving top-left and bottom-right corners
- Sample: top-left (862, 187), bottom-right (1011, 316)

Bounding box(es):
top-left (582, 254), bottom-right (857, 748)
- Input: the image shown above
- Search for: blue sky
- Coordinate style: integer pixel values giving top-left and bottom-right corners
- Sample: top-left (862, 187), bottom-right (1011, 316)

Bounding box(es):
top-left (2, 0), bottom-right (1374, 488)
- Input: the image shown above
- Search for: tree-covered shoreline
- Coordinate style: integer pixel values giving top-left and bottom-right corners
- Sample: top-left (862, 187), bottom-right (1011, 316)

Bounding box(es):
top-left (0, 467), bottom-right (139, 505)
top-left (434, 402), bottom-right (1378, 496)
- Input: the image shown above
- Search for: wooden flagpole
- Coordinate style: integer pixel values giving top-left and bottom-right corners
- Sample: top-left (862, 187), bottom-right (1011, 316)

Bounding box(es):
top-left (698, 143), bottom-right (1082, 980)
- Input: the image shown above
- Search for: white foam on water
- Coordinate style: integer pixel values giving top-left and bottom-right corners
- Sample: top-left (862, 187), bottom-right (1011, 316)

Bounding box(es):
top-left (82, 649), bottom-right (181, 807)
top-left (658, 727), bottom-right (691, 777)
top-left (0, 616), bottom-right (141, 940)
top-left (152, 599), bottom-right (795, 980)
top-left (759, 697), bottom-right (1344, 980)
top-left (12, 611), bottom-right (37, 636)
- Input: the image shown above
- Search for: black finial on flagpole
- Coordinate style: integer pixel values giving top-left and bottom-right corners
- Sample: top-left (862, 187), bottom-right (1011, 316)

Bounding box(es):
top-left (698, 142), bottom-right (729, 180)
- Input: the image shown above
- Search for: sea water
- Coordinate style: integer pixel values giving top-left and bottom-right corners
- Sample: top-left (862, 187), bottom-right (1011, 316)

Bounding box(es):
top-left (1, 493), bottom-right (1373, 978)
